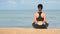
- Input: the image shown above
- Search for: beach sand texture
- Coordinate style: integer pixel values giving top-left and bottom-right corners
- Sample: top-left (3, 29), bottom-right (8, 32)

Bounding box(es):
top-left (0, 28), bottom-right (60, 34)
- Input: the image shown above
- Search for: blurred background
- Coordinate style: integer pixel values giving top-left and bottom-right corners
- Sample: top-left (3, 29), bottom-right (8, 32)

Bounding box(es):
top-left (0, 0), bottom-right (60, 28)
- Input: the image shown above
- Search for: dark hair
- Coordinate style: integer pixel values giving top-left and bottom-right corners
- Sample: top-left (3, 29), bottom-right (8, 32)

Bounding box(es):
top-left (38, 4), bottom-right (43, 9)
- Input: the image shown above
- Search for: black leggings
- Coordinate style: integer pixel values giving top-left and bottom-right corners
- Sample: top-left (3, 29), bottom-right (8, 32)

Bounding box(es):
top-left (32, 23), bottom-right (48, 29)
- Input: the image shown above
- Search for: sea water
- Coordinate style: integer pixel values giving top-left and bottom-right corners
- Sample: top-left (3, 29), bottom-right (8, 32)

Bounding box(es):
top-left (0, 10), bottom-right (60, 28)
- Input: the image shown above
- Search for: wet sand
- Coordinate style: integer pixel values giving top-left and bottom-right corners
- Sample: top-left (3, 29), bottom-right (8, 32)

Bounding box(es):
top-left (0, 28), bottom-right (60, 34)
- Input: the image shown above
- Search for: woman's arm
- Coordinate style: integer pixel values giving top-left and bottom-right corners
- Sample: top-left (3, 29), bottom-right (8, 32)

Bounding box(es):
top-left (43, 13), bottom-right (49, 25)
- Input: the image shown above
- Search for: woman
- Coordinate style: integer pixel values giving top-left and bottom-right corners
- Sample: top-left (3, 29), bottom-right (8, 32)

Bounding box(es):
top-left (32, 4), bottom-right (49, 29)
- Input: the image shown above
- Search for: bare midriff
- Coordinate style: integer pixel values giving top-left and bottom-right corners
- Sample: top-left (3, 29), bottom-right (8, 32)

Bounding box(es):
top-left (36, 21), bottom-right (44, 25)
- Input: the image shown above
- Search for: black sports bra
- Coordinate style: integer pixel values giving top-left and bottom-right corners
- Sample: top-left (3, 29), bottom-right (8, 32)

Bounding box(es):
top-left (36, 12), bottom-right (44, 21)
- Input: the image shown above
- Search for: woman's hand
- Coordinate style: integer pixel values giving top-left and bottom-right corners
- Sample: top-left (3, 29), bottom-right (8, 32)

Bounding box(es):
top-left (44, 21), bottom-right (49, 27)
top-left (32, 21), bottom-right (36, 24)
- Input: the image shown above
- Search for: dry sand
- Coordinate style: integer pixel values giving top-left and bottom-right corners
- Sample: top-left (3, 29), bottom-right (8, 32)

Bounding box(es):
top-left (0, 28), bottom-right (60, 34)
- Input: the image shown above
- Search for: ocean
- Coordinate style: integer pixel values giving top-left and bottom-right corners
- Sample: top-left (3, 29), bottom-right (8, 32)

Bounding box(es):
top-left (0, 10), bottom-right (60, 28)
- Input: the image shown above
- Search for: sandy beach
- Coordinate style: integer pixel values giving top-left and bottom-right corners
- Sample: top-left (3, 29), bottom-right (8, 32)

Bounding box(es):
top-left (0, 28), bottom-right (60, 34)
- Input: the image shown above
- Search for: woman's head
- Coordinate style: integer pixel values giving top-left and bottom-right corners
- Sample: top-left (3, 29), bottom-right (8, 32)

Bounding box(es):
top-left (38, 4), bottom-right (43, 12)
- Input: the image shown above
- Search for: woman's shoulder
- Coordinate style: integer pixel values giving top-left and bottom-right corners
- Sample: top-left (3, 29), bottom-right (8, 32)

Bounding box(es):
top-left (34, 11), bottom-right (46, 15)
top-left (42, 12), bottom-right (46, 16)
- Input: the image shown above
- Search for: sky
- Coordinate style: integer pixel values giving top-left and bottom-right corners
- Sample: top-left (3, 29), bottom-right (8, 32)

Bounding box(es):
top-left (0, 0), bottom-right (60, 10)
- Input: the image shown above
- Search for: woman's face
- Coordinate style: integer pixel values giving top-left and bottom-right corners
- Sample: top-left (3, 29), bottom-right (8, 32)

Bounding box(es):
top-left (38, 7), bottom-right (42, 11)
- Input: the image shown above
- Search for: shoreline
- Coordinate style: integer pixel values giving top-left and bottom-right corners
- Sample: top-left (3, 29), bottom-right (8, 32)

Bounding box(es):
top-left (0, 28), bottom-right (60, 34)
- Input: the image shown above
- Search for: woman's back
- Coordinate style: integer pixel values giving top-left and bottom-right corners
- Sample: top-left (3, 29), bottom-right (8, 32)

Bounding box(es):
top-left (34, 12), bottom-right (45, 25)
